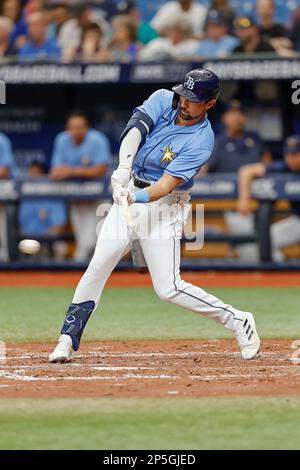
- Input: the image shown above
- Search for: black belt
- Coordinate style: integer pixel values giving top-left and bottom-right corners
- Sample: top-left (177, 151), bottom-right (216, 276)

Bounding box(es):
top-left (132, 173), bottom-right (151, 189)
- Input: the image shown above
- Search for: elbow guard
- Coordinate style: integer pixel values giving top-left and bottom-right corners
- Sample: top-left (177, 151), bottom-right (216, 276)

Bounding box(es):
top-left (120, 110), bottom-right (154, 147)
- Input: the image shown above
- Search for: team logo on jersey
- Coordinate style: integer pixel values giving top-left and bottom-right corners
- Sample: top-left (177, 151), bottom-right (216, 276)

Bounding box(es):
top-left (185, 76), bottom-right (195, 90)
top-left (160, 144), bottom-right (176, 165)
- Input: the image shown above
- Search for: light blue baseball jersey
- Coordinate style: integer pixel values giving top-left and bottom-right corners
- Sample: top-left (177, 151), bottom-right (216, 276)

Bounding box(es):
top-left (51, 129), bottom-right (111, 169)
top-left (0, 133), bottom-right (19, 178)
top-left (132, 89), bottom-right (215, 190)
top-left (19, 200), bottom-right (67, 235)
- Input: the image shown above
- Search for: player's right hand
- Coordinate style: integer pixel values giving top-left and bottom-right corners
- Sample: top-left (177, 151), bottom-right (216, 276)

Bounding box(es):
top-left (113, 186), bottom-right (129, 205)
top-left (236, 198), bottom-right (252, 215)
top-left (111, 167), bottom-right (131, 190)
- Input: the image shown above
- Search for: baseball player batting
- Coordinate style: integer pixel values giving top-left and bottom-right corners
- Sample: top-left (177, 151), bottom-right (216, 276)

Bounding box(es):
top-left (49, 68), bottom-right (260, 363)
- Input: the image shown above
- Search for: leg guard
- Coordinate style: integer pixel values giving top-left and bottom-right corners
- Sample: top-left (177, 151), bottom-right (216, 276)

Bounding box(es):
top-left (60, 301), bottom-right (95, 351)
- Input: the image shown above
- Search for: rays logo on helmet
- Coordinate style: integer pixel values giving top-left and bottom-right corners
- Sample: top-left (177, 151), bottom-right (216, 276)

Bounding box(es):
top-left (185, 76), bottom-right (195, 90)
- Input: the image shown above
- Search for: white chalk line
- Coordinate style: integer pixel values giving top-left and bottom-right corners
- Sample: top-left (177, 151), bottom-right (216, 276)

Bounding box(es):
top-left (7, 350), bottom-right (280, 360)
top-left (0, 365), bottom-right (159, 371)
top-left (0, 371), bottom-right (177, 382)
top-left (2, 370), bottom-right (299, 384)
top-left (1, 348), bottom-right (296, 386)
top-left (0, 364), bottom-right (294, 373)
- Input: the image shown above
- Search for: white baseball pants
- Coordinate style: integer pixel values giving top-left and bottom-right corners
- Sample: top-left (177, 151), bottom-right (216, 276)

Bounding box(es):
top-left (71, 184), bottom-right (246, 331)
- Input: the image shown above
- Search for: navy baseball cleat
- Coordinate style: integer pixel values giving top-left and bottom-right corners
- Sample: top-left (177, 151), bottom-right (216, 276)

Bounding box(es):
top-left (49, 334), bottom-right (74, 363)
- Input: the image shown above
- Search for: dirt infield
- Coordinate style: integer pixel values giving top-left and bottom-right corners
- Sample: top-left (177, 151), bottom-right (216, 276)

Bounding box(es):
top-left (0, 271), bottom-right (299, 287)
top-left (0, 339), bottom-right (299, 398)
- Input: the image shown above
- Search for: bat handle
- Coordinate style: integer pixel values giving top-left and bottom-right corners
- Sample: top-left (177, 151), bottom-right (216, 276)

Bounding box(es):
top-left (120, 195), bottom-right (134, 232)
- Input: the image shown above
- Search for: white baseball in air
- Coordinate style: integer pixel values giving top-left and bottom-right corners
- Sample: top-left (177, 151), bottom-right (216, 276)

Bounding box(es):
top-left (18, 239), bottom-right (41, 255)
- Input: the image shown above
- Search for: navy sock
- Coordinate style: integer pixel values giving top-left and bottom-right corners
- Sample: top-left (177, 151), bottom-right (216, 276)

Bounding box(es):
top-left (61, 301), bottom-right (95, 351)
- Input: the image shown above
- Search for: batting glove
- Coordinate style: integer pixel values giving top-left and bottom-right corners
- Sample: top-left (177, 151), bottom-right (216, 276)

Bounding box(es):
top-left (113, 186), bottom-right (129, 205)
top-left (111, 166), bottom-right (131, 190)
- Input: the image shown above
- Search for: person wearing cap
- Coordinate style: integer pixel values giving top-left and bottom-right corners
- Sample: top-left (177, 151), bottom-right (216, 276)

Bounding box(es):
top-left (237, 135), bottom-right (300, 261)
top-left (207, 0), bottom-right (236, 32)
top-left (49, 68), bottom-right (260, 364)
top-left (205, 100), bottom-right (272, 260)
top-left (207, 100), bottom-right (272, 173)
top-left (193, 9), bottom-right (239, 58)
top-left (233, 16), bottom-right (276, 54)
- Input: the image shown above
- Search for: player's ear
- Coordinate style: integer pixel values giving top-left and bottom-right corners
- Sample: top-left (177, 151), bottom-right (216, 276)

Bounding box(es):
top-left (205, 99), bottom-right (216, 111)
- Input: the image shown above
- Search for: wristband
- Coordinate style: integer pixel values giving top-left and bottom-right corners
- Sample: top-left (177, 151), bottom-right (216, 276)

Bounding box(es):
top-left (133, 189), bottom-right (150, 203)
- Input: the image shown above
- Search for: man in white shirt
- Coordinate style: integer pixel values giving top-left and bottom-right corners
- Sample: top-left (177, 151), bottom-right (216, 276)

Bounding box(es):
top-left (139, 17), bottom-right (199, 61)
top-left (151, 0), bottom-right (207, 37)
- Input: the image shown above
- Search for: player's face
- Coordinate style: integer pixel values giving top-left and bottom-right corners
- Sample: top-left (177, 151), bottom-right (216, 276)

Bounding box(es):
top-left (285, 152), bottom-right (300, 172)
top-left (179, 97), bottom-right (215, 123)
top-left (67, 117), bottom-right (89, 144)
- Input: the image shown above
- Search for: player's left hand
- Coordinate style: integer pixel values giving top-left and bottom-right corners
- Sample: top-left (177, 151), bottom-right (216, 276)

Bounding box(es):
top-left (111, 167), bottom-right (131, 190)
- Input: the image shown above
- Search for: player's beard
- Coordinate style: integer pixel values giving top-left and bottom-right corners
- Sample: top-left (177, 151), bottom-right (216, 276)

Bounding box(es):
top-left (180, 109), bottom-right (203, 121)
top-left (179, 110), bottom-right (193, 120)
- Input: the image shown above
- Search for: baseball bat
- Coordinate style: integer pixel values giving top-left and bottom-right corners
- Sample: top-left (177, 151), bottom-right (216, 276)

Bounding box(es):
top-left (121, 196), bottom-right (148, 272)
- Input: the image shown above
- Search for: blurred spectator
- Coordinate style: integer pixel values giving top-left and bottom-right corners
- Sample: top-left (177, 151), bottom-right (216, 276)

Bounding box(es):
top-left (58, 2), bottom-right (109, 62)
top-left (289, 7), bottom-right (300, 51)
top-left (238, 135), bottom-right (300, 261)
top-left (0, 132), bottom-right (17, 178)
top-left (116, 0), bottom-right (158, 45)
top-left (257, 0), bottom-right (286, 40)
top-left (18, 12), bottom-right (61, 61)
top-left (139, 17), bottom-right (198, 61)
top-left (233, 16), bottom-right (276, 54)
top-left (151, 0), bottom-right (207, 38)
top-left (207, 101), bottom-right (272, 173)
top-left (193, 10), bottom-right (239, 58)
top-left (45, 2), bottom-right (71, 44)
top-left (107, 14), bottom-right (139, 62)
top-left (1, 0), bottom-right (27, 49)
top-left (0, 132), bottom-right (17, 262)
top-left (56, 2), bottom-right (92, 61)
top-left (76, 22), bottom-right (106, 62)
top-left (50, 111), bottom-right (111, 261)
top-left (205, 101), bottom-right (272, 260)
top-left (19, 161), bottom-right (68, 259)
top-left (256, 0), bottom-right (294, 57)
top-left (0, 16), bottom-right (16, 58)
top-left (207, 0), bottom-right (235, 32)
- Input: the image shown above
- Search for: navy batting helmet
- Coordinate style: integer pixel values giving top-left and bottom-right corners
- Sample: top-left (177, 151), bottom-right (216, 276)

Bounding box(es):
top-left (172, 68), bottom-right (220, 103)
